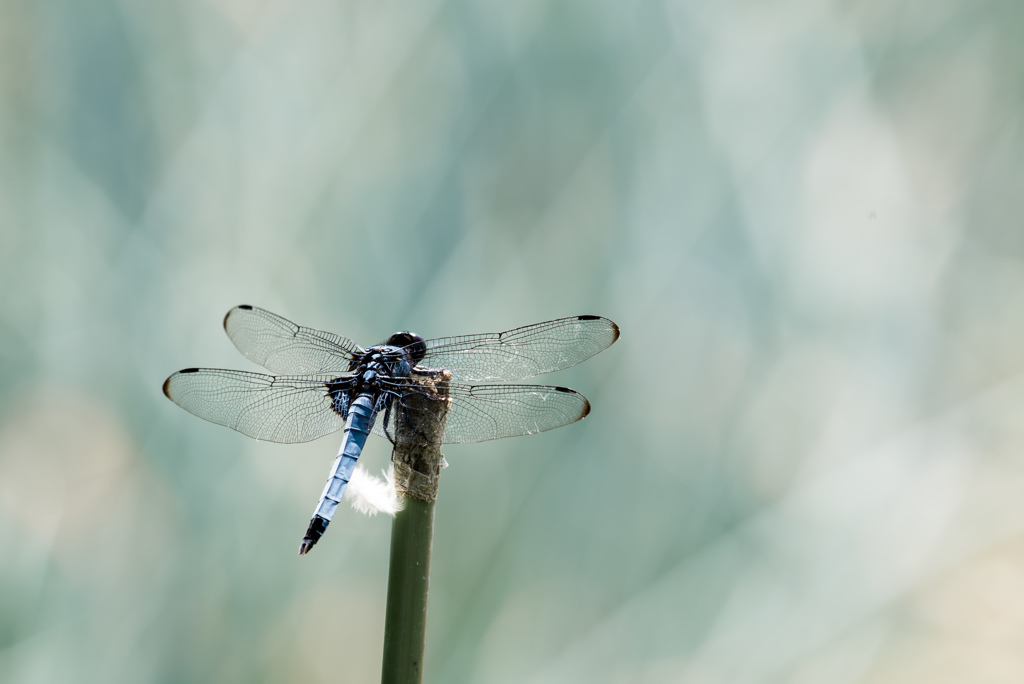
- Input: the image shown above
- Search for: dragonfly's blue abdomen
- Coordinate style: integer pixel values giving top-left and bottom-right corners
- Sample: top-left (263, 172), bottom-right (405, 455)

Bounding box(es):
top-left (299, 393), bottom-right (377, 554)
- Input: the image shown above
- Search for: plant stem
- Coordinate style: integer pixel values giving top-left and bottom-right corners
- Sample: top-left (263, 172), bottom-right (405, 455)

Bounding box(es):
top-left (381, 496), bottom-right (435, 684)
top-left (380, 370), bottom-right (450, 684)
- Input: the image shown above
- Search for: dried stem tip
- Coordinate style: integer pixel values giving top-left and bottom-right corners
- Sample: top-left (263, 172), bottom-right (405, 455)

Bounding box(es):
top-left (391, 370), bottom-right (451, 502)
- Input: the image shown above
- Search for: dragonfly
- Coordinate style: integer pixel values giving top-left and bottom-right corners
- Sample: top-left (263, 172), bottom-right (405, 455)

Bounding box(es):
top-left (163, 305), bottom-right (619, 554)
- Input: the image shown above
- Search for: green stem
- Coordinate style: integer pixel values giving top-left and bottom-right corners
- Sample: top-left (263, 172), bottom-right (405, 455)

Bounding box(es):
top-left (381, 497), bottom-right (435, 684)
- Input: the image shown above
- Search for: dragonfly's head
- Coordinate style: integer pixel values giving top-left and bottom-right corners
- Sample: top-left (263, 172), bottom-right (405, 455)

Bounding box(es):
top-left (385, 331), bottom-right (427, 366)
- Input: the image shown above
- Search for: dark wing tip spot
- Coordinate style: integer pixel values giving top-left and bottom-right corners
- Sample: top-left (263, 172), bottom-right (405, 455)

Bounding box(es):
top-left (224, 305), bottom-right (253, 329)
top-left (578, 315), bottom-right (621, 343)
top-left (224, 305), bottom-right (251, 329)
top-left (550, 387), bottom-right (589, 418)
top-left (161, 369), bottom-right (196, 398)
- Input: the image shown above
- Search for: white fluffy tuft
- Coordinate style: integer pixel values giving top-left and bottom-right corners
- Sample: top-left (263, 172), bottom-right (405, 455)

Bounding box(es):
top-left (345, 465), bottom-right (403, 516)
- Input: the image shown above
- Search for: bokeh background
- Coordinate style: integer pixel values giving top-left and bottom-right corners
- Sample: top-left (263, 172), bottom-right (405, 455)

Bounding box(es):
top-left (2, 0), bottom-right (1024, 682)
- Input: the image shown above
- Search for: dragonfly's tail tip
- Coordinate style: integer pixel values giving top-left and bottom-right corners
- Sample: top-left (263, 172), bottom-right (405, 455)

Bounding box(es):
top-left (299, 516), bottom-right (328, 555)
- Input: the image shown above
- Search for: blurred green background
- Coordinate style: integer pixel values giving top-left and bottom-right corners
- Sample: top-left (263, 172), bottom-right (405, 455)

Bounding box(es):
top-left (3, 0), bottom-right (1024, 682)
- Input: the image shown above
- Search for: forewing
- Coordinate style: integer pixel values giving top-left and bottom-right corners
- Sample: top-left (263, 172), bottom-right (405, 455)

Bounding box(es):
top-left (223, 305), bottom-right (360, 375)
top-left (163, 368), bottom-right (350, 443)
top-left (374, 380), bottom-right (591, 445)
top-left (417, 316), bottom-right (619, 382)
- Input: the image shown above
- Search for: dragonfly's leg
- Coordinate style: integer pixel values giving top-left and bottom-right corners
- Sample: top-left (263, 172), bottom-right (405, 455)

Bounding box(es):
top-left (330, 390), bottom-right (350, 420)
top-left (399, 397), bottom-right (437, 445)
top-left (382, 400), bottom-right (396, 446)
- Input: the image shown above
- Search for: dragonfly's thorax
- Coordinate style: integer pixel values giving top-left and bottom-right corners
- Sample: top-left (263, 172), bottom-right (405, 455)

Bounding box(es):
top-left (345, 345), bottom-right (413, 397)
top-left (326, 334), bottom-right (425, 419)
top-left (362, 345), bottom-right (411, 376)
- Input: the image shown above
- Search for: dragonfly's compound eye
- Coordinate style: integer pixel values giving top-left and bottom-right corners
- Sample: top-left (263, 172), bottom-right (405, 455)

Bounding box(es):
top-left (385, 331), bottom-right (427, 366)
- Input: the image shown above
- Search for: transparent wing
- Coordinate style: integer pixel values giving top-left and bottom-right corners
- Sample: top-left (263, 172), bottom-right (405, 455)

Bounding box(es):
top-left (163, 368), bottom-right (352, 444)
top-left (374, 379), bottom-right (591, 445)
top-left (444, 383), bottom-right (591, 443)
top-left (223, 305), bottom-right (360, 375)
top-left (417, 316), bottom-right (619, 382)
